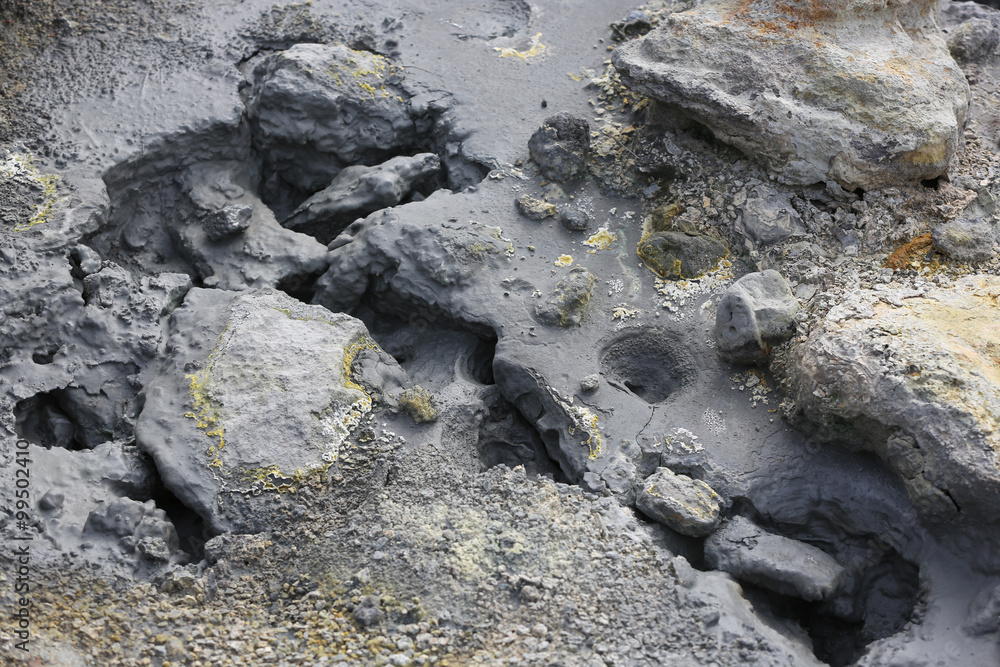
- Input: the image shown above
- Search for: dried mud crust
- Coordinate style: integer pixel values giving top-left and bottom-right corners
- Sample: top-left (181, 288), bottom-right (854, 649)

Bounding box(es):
top-left (0, 0), bottom-right (201, 147)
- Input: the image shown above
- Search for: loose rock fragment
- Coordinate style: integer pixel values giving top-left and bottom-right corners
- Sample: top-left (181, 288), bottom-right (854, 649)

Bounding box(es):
top-left (635, 467), bottom-right (722, 537)
top-left (715, 270), bottom-right (797, 365)
top-left (638, 231), bottom-right (727, 280)
top-left (516, 194), bottom-right (557, 221)
top-left (202, 204), bottom-right (252, 241)
top-left (948, 19), bottom-right (1000, 63)
top-left (284, 153), bottom-right (441, 243)
top-left (528, 112), bottom-right (590, 183)
top-left (534, 267), bottom-right (594, 327)
top-left (705, 516), bottom-right (845, 601)
top-left (739, 184), bottom-right (806, 246)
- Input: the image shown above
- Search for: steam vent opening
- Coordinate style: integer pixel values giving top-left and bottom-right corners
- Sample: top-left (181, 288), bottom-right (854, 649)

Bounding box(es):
top-left (599, 329), bottom-right (696, 403)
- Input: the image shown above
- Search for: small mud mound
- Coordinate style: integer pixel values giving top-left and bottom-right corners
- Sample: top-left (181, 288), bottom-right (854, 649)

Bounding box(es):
top-left (599, 329), bottom-right (696, 404)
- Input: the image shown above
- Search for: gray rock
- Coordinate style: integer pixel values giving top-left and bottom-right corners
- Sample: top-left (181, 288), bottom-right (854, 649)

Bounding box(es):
top-left (558, 204), bottom-right (591, 231)
top-left (528, 112), bottom-right (590, 183)
top-left (202, 204), bottom-right (252, 241)
top-left (353, 595), bottom-right (383, 627)
top-left (516, 194), bottom-right (557, 221)
top-left (244, 43), bottom-right (421, 193)
top-left (84, 497), bottom-right (180, 560)
top-left (534, 267), bottom-right (594, 327)
top-left (580, 374), bottom-right (600, 393)
top-left (635, 467), bottom-right (722, 537)
top-left (283, 153), bottom-right (441, 244)
top-left (705, 516), bottom-right (846, 601)
top-left (136, 288), bottom-right (404, 533)
top-left (948, 19), bottom-right (1000, 63)
top-left (932, 219), bottom-right (996, 262)
top-left (739, 185), bottom-right (806, 246)
top-left (964, 583), bottom-right (1000, 636)
top-left (612, 0), bottom-right (970, 189)
top-left (715, 270), bottom-right (798, 365)
top-left (638, 231), bottom-right (727, 280)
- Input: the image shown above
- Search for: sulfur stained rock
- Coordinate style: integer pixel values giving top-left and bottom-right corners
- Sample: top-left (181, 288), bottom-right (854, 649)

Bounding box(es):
top-left (638, 230), bottom-right (727, 280)
top-left (636, 467), bottom-right (722, 537)
top-left (613, 0), bottom-right (971, 189)
top-left (136, 288), bottom-right (406, 533)
top-left (784, 275), bottom-right (1000, 562)
top-left (534, 267), bottom-right (595, 327)
top-left (516, 194), bottom-right (557, 221)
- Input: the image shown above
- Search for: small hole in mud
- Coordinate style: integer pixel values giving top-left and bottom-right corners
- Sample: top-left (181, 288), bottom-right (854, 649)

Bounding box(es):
top-left (32, 345), bottom-right (59, 364)
top-left (599, 329), bottom-right (696, 404)
top-left (148, 479), bottom-right (215, 561)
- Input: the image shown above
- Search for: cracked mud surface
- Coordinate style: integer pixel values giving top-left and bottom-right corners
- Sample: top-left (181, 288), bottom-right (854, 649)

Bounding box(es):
top-left (2, 0), bottom-right (1000, 665)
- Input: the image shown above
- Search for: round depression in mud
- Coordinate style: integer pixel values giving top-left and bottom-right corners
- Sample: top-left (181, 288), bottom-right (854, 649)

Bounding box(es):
top-left (599, 329), bottom-right (696, 403)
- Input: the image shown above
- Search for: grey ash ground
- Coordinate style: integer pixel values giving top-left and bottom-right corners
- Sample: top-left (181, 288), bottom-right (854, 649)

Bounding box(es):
top-left (1, 0), bottom-right (1000, 666)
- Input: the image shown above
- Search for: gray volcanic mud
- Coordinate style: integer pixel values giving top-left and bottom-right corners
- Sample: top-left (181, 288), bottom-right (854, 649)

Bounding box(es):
top-left (1, 0), bottom-right (1000, 665)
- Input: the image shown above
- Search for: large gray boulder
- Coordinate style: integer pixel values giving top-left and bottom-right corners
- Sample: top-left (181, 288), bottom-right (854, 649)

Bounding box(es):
top-left (244, 43), bottom-right (423, 193)
top-left (136, 288), bottom-right (406, 533)
top-left (612, 0), bottom-right (970, 189)
top-left (715, 270), bottom-right (798, 365)
top-left (705, 516), bottom-right (846, 601)
top-left (783, 276), bottom-right (1000, 564)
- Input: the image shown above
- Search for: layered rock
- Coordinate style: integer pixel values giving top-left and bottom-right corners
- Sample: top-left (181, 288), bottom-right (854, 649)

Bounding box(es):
top-left (613, 0), bottom-right (971, 189)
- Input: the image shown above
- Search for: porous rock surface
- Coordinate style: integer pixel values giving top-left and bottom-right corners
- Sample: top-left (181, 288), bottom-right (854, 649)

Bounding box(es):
top-left (612, 0), bottom-right (971, 189)
top-left (244, 43), bottom-right (426, 194)
top-left (3, 0), bottom-right (1000, 664)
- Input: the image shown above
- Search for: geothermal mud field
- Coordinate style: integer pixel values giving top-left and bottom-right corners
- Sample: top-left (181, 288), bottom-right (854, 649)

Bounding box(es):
top-left (2, 0), bottom-right (1000, 665)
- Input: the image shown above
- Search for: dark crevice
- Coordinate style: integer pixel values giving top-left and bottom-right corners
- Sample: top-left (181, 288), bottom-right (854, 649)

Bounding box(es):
top-left (32, 345), bottom-right (59, 365)
top-left (478, 387), bottom-right (566, 482)
top-left (721, 502), bottom-right (921, 667)
top-left (14, 389), bottom-right (89, 451)
top-left (920, 178), bottom-right (941, 190)
top-left (275, 269), bottom-right (325, 304)
top-left (146, 475), bottom-right (215, 562)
